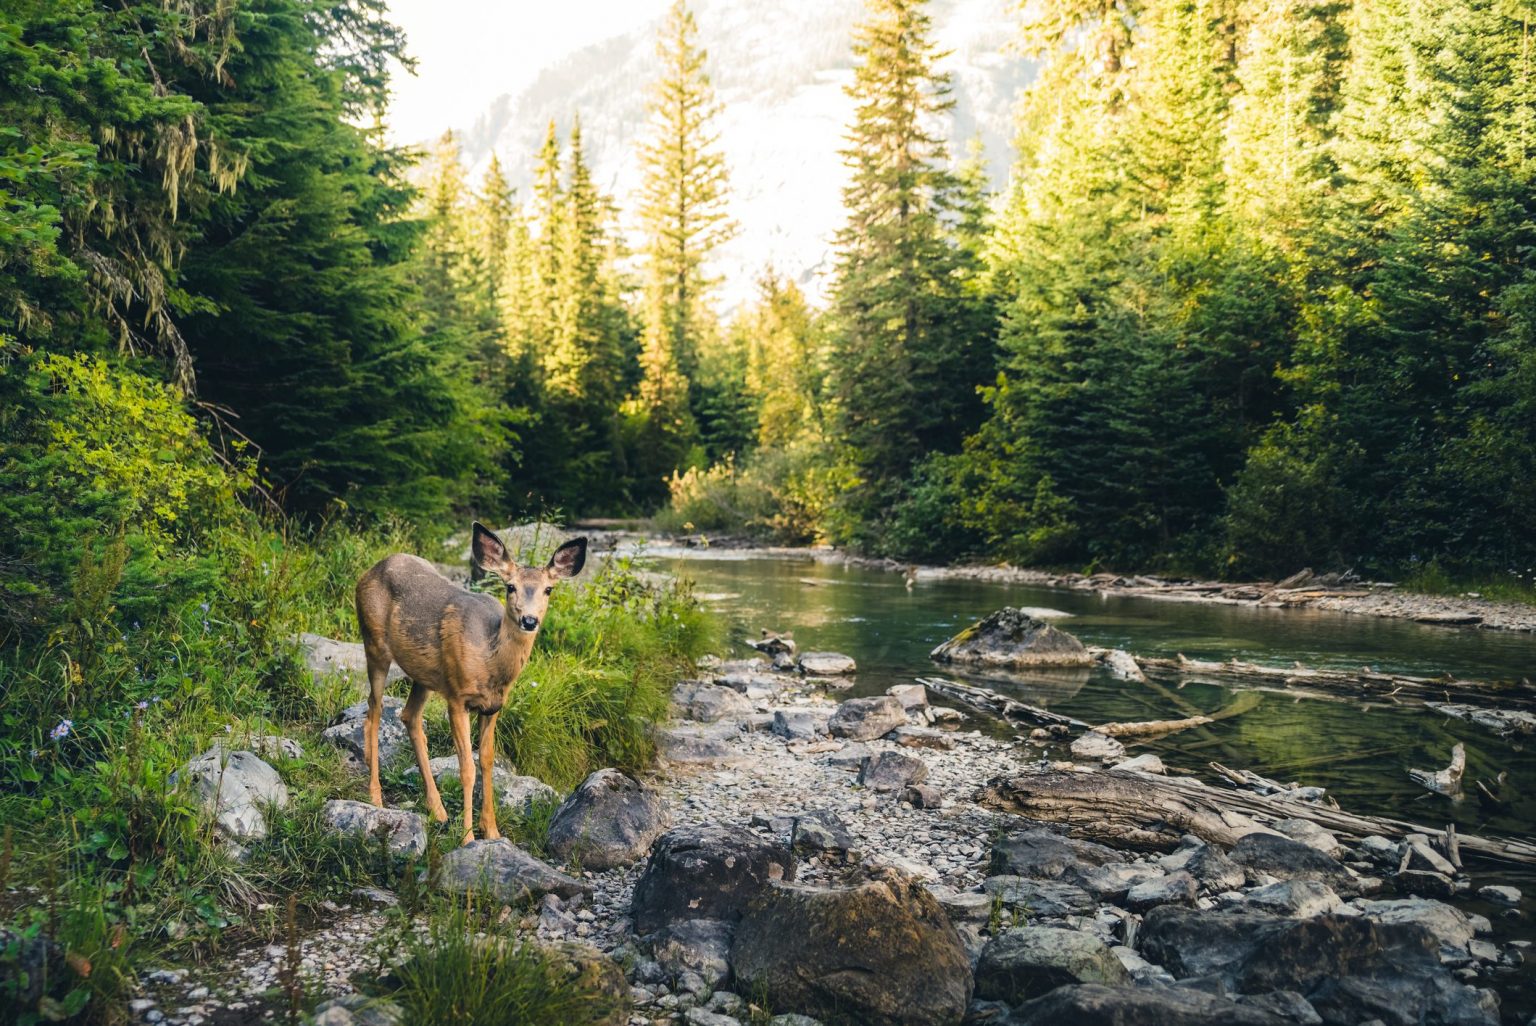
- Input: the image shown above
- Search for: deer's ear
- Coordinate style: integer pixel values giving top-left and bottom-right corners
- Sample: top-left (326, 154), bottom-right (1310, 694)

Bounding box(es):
top-left (548, 537), bottom-right (587, 580)
top-left (471, 522), bottom-right (510, 576)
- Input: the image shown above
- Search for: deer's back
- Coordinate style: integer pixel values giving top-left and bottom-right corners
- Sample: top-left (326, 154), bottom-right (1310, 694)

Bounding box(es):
top-left (356, 554), bottom-right (504, 690)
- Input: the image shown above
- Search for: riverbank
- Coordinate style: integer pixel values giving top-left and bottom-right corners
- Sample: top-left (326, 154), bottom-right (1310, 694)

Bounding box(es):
top-left (122, 650), bottom-right (1532, 1026)
top-left (596, 530), bottom-right (1536, 635)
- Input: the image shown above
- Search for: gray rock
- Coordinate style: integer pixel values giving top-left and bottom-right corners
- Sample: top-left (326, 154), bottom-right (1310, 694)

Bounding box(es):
top-left (989, 828), bottom-right (1119, 880)
top-left (437, 839), bottom-right (590, 903)
top-left (930, 607), bottom-right (1093, 669)
top-left (975, 926), bottom-right (1130, 1002)
top-left (771, 708), bottom-right (830, 741)
top-left (309, 993), bottom-right (404, 1026)
top-left (1077, 863), bottom-right (1166, 903)
top-left (1141, 907), bottom-right (1497, 1026)
top-left (174, 746), bottom-right (288, 841)
top-left (1357, 897), bottom-right (1475, 961)
top-left (652, 918), bottom-right (733, 989)
top-left (1185, 845), bottom-right (1247, 892)
top-left (1228, 832), bottom-right (1359, 895)
top-left (768, 1017), bottom-right (824, 1026)
top-left (889, 725), bottom-right (955, 750)
top-left (1113, 753), bottom-right (1167, 774)
top-left (798, 652), bottom-right (857, 675)
top-left (631, 823), bottom-right (797, 934)
top-left (0, 927), bottom-right (62, 1007)
top-left (684, 1009), bottom-right (740, 1026)
top-left (791, 810), bottom-right (854, 857)
top-left (546, 769), bottom-right (669, 870)
top-left (1476, 884), bottom-right (1521, 907)
top-left (886, 683), bottom-right (929, 711)
top-left (672, 681), bottom-right (753, 723)
top-left (1394, 868), bottom-right (1457, 899)
top-left (1276, 819), bottom-right (1341, 857)
top-left (319, 799), bottom-right (426, 856)
top-left (1405, 839), bottom-right (1457, 877)
top-left (655, 724), bottom-right (740, 766)
top-left (247, 735), bottom-right (304, 761)
top-left (1070, 732), bottom-right (1126, 762)
top-left (1241, 880), bottom-right (1344, 918)
top-left (1008, 983), bottom-right (1290, 1025)
top-left (323, 696), bottom-right (409, 770)
top-left (937, 890), bottom-right (994, 925)
top-left (1357, 835), bottom-right (1401, 868)
top-left (858, 750), bottom-right (929, 792)
top-left (1126, 871), bottom-right (1198, 911)
top-left (732, 878), bottom-right (973, 1026)
top-left (827, 696), bottom-right (907, 741)
top-left (824, 741), bottom-right (873, 768)
top-left (900, 784), bottom-right (943, 809)
top-left (405, 754), bottom-right (558, 811)
top-left (982, 876), bottom-right (1095, 917)
top-left (293, 633), bottom-right (403, 688)
top-left (1237, 990), bottom-right (1321, 1025)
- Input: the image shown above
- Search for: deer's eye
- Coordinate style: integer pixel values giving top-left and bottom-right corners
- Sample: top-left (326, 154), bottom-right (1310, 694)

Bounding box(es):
top-left (544, 587), bottom-right (553, 596)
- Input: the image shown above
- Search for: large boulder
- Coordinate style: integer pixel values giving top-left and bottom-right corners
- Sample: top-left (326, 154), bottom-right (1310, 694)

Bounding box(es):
top-left (174, 746), bottom-right (288, 842)
top-left (672, 681), bottom-right (754, 723)
top-left (982, 876), bottom-right (1095, 917)
top-left (1007, 984), bottom-right (1290, 1026)
top-left (858, 751), bottom-right (928, 792)
top-left (546, 769), bottom-right (669, 870)
top-left (322, 696), bottom-right (409, 771)
top-left (293, 633), bottom-right (403, 688)
top-left (989, 828), bottom-right (1119, 880)
top-left (631, 824), bottom-right (797, 935)
top-left (655, 723), bottom-right (743, 767)
top-left (974, 926), bottom-right (1130, 1003)
top-left (320, 799), bottom-right (427, 856)
top-left (826, 696), bottom-right (907, 741)
top-left (437, 839), bottom-right (591, 904)
top-left (930, 608), bottom-right (1093, 669)
top-left (1228, 833), bottom-right (1360, 895)
top-left (1139, 907), bottom-right (1497, 1026)
top-left (798, 652), bottom-right (857, 675)
top-left (731, 878), bottom-right (973, 1026)
top-left (772, 708), bottom-right (831, 741)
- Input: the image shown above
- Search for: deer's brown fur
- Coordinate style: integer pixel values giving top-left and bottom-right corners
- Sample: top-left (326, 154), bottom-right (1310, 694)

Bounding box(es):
top-left (354, 524), bottom-right (586, 844)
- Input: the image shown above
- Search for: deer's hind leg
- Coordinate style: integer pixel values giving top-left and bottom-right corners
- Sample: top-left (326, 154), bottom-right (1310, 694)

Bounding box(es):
top-left (361, 648), bottom-right (391, 808)
top-left (402, 682), bottom-right (448, 823)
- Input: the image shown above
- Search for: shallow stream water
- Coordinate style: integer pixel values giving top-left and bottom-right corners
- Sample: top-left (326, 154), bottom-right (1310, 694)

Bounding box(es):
top-left (645, 548), bottom-right (1536, 885)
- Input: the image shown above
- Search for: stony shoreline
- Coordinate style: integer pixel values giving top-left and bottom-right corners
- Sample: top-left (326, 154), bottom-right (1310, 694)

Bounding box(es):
top-left (124, 646), bottom-right (1532, 1026)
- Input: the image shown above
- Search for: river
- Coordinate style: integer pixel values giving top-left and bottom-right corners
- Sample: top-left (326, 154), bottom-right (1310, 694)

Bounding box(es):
top-left (643, 547), bottom-right (1536, 860)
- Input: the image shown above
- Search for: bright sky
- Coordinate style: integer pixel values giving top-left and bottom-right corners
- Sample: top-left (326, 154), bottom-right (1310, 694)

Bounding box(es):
top-left (383, 0), bottom-right (673, 145)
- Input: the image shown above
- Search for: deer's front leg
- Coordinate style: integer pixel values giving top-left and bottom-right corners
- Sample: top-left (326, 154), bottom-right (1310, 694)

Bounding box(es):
top-left (402, 683), bottom-right (447, 823)
top-left (447, 701), bottom-right (476, 846)
top-left (477, 711), bottom-right (501, 841)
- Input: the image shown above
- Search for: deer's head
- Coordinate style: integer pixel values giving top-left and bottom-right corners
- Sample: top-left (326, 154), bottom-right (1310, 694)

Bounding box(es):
top-left (471, 523), bottom-right (588, 633)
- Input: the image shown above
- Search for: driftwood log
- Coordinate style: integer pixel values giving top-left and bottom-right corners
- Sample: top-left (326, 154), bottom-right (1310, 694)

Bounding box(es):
top-left (1117, 651), bottom-right (1536, 712)
top-left (916, 677), bottom-right (1089, 729)
top-left (982, 768), bottom-right (1536, 865)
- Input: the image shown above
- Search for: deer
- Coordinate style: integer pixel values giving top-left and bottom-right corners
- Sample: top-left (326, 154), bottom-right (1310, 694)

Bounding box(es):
top-left (354, 523), bottom-right (587, 845)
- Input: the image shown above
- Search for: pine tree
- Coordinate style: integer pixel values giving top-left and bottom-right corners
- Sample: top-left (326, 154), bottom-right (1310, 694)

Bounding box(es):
top-left (633, 0), bottom-right (734, 463)
top-left (828, 0), bottom-right (995, 550)
top-left (477, 153), bottom-right (515, 300)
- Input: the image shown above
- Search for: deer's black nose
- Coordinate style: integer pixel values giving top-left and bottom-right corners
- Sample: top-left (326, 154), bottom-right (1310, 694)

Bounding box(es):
top-left (519, 615), bottom-right (539, 632)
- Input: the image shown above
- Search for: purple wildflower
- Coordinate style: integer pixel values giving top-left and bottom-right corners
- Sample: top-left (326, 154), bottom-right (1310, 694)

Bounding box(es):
top-left (49, 719), bottom-right (72, 741)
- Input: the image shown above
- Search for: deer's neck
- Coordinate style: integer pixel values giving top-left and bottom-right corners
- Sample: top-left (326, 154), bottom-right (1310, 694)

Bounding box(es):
top-left (489, 612), bottom-right (536, 689)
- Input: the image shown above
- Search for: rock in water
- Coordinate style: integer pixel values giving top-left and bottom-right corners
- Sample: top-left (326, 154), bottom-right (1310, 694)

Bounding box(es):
top-left (320, 799), bottom-right (427, 856)
top-left (798, 651), bottom-right (857, 675)
top-left (929, 607), bottom-right (1093, 669)
top-left (974, 926), bottom-right (1130, 1002)
top-left (731, 878), bottom-right (973, 1026)
top-left (630, 824), bottom-right (797, 935)
top-left (438, 839), bottom-right (591, 903)
top-left (174, 746), bottom-right (288, 842)
top-left (546, 769), bottom-right (669, 870)
top-left (1010, 984), bottom-right (1291, 1026)
top-left (826, 696), bottom-right (907, 741)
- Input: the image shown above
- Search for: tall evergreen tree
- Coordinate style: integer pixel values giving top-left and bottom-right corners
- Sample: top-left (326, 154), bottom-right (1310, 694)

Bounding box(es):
top-left (828, 0), bottom-right (995, 550)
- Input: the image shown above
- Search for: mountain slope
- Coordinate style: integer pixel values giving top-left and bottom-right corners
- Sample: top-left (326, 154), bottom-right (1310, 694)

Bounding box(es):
top-left (456, 0), bottom-right (1030, 307)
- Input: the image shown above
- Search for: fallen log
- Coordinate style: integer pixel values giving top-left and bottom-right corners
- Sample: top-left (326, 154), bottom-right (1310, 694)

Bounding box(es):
top-left (1119, 651), bottom-right (1536, 712)
top-left (1408, 743), bottom-right (1466, 797)
top-left (982, 767), bottom-right (1536, 866)
top-left (915, 676), bottom-right (1088, 730)
top-left (1095, 714), bottom-right (1212, 738)
top-left (1209, 761), bottom-right (1329, 804)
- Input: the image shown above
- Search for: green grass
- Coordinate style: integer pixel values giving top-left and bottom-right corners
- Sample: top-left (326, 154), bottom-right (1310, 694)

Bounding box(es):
top-left (387, 901), bottom-right (627, 1026)
top-left (0, 518), bottom-right (713, 1024)
top-left (1400, 562), bottom-right (1536, 606)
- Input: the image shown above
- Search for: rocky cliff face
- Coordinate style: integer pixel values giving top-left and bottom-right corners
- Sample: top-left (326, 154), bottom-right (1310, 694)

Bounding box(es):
top-left (452, 0), bottom-right (1031, 308)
